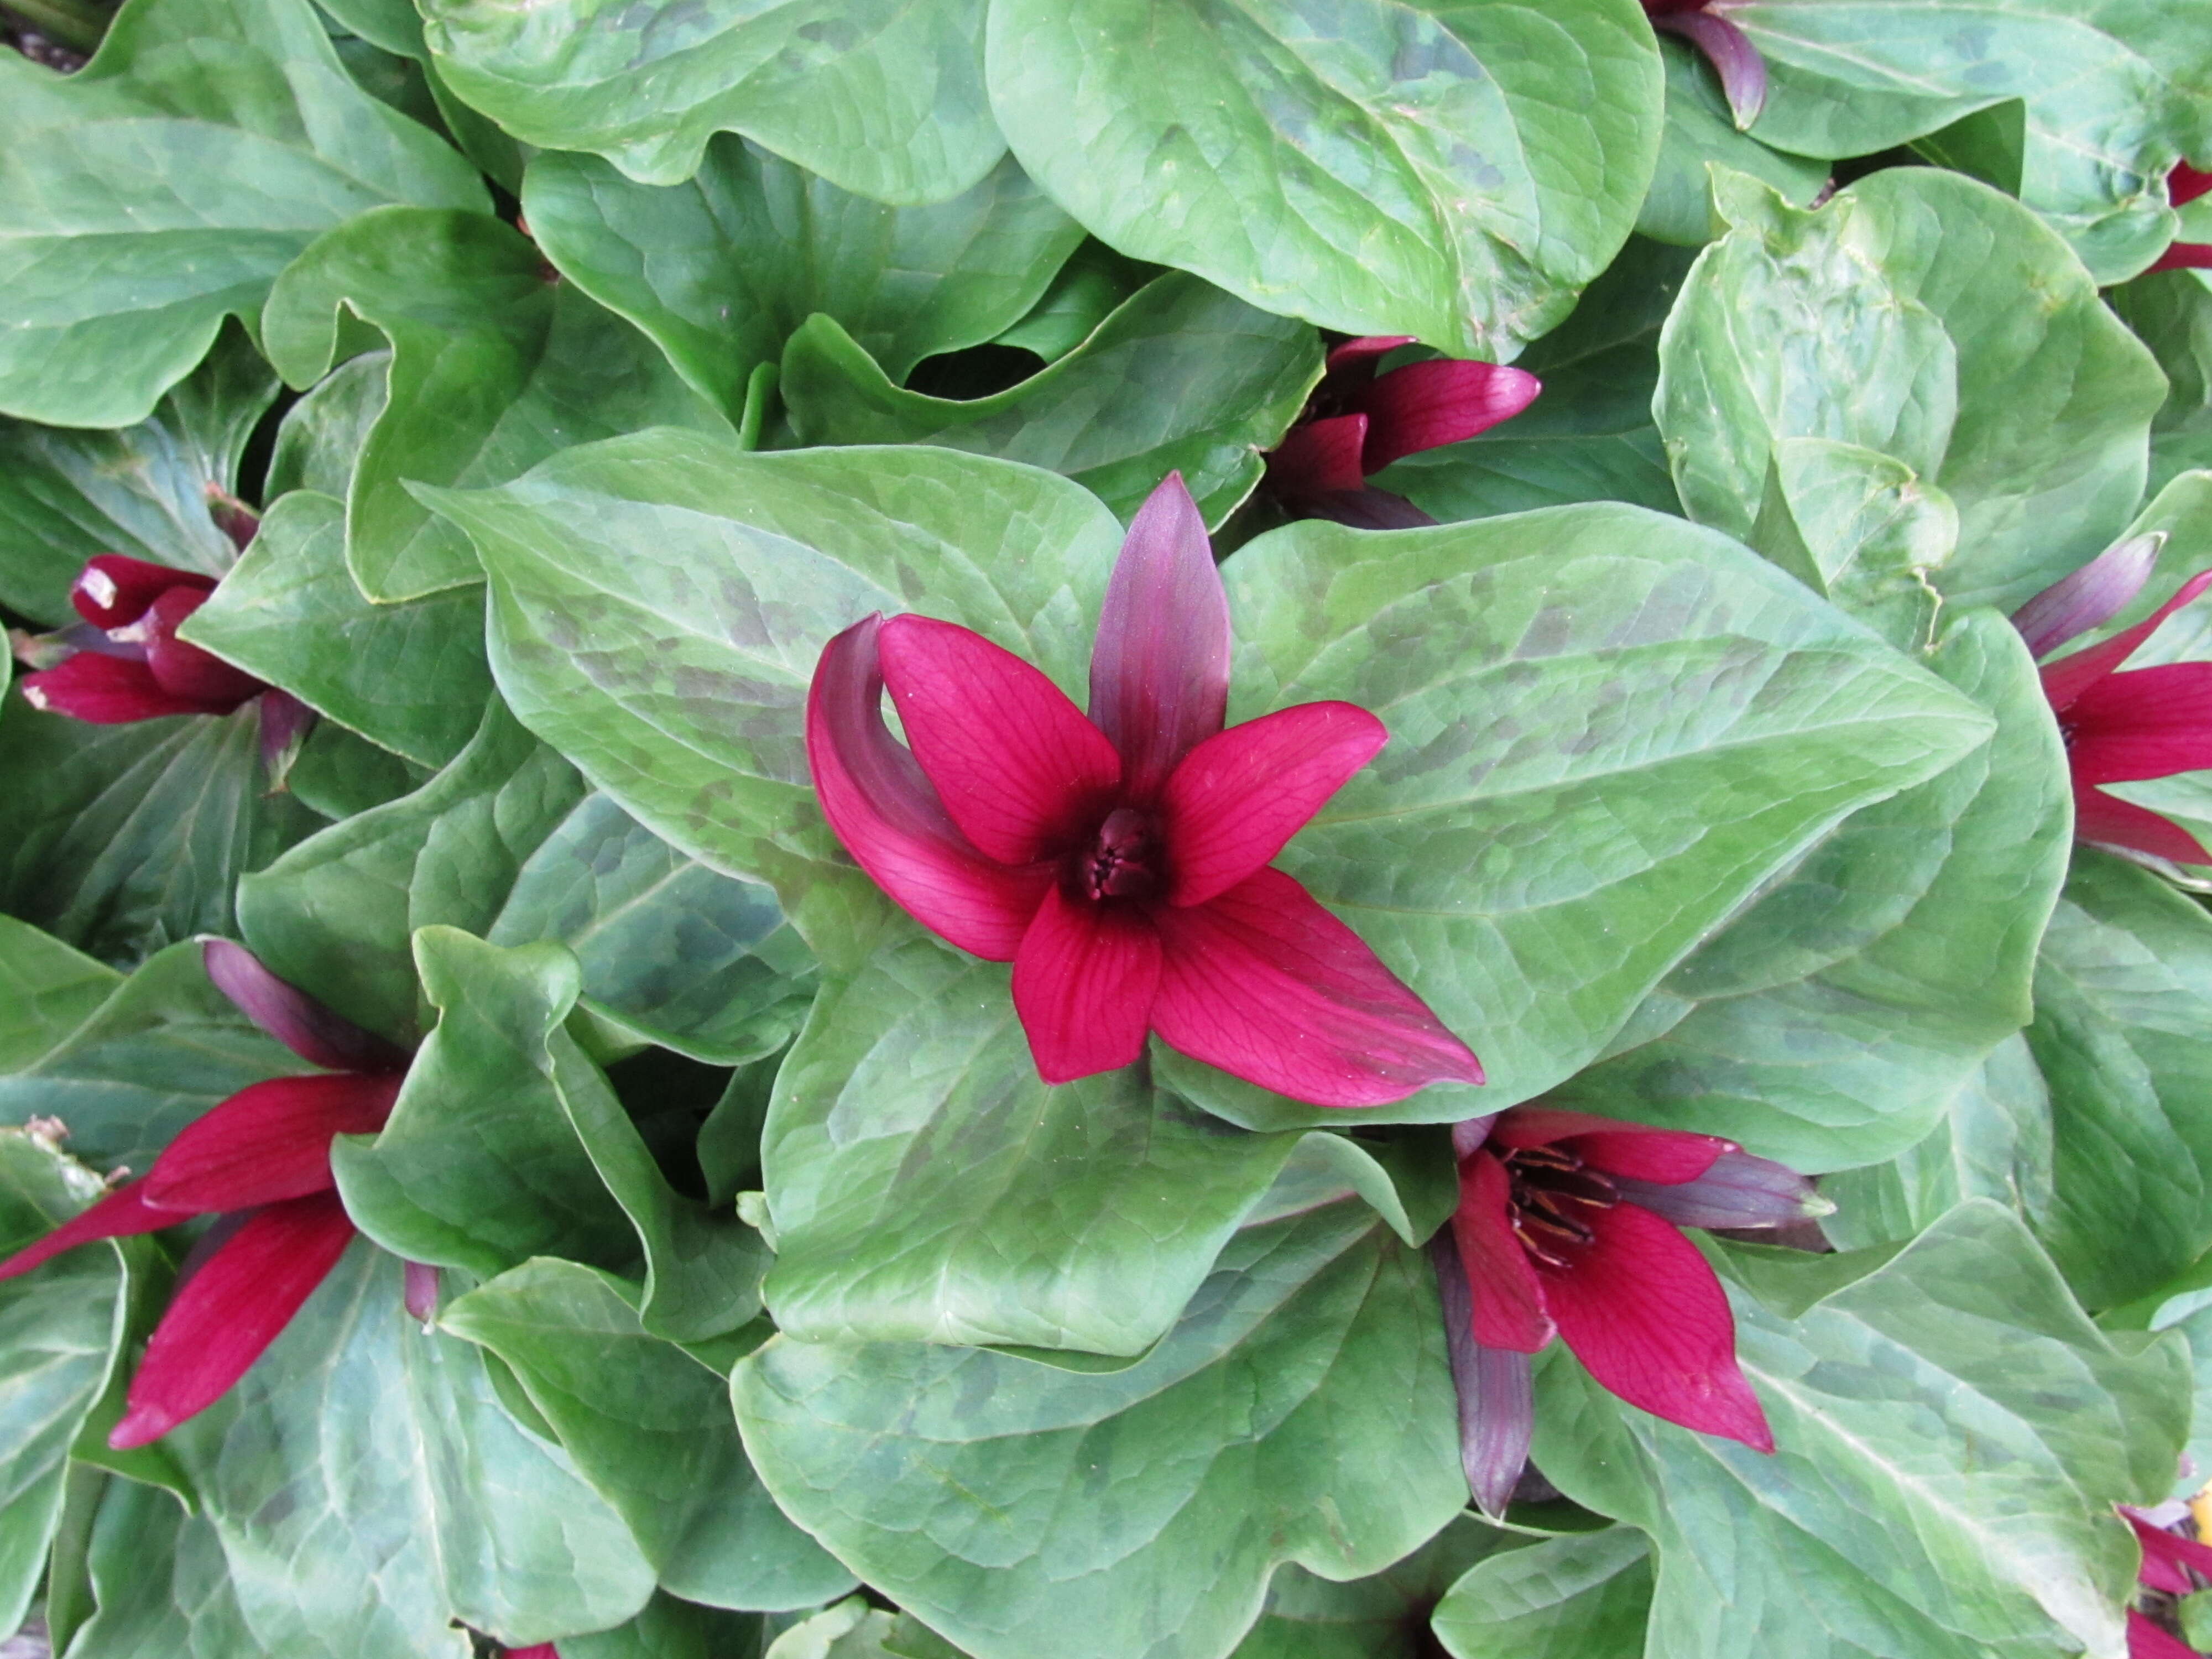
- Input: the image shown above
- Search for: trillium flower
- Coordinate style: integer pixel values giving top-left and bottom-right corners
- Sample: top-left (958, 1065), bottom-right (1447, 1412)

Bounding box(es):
top-left (1260, 338), bottom-right (1540, 529)
top-left (806, 472), bottom-right (1484, 1107)
top-left (2011, 533), bottom-right (2212, 865)
top-left (2122, 1505), bottom-right (2212, 1657)
top-left (2151, 164), bottom-right (2212, 273)
top-left (1435, 1108), bottom-right (1824, 1515)
top-left (1644, 0), bottom-right (1766, 130)
top-left (0, 941), bottom-right (410, 1447)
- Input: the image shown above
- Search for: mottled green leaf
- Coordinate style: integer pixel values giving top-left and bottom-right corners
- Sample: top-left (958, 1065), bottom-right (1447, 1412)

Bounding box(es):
top-left (987, 0), bottom-right (1662, 358)
top-left (62, 1478), bottom-right (258, 1658)
top-left (0, 0), bottom-right (483, 425)
top-left (524, 139), bottom-right (1083, 417)
top-left (735, 1205), bottom-right (1465, 1659)
top-left (778, 271), bottom-right (1320, 526)
top-left (264, 351), bottom-right (390, 504)
top-left (0, 917), bottom-right (119, 1074)
top-left (262, 205), bottom-right (728, 601)
top-left (1657, 166), bottom-right (2164, 613)
top-left (2109, 271), bottom-right (2212, 499)
top-left (1431, 1527), bottom-right (1652, 1659)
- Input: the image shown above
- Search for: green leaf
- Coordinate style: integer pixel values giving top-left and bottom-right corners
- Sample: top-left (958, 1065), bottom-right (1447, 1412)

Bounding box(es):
top-left (0, 938), bottom-right (297, 1172)
top-left (1656, 166), bottom-right (2166, 613)
top-left (442, 1258), bottom-right (856, 1610)
top-left (162, 1243), bottom-right (657, 1651)
top-left (993, 242), bottom-right (1154, 364)
top-left (761, 930), bottom-right (1437, 1354)
top-left (0, 0), bottom-right (484, 426)
top-left (180, 491), bottom-right (493, 768)
top-left (523, 139), bottom-right (1084, 418)
top-left (735, 1205), bottom-right (1466, 1659)
top-left (420, 0), bottom-right (1000, 204)
top-left (1533, 1202), bottom-right (2188, 1659)
top-left (2109, 271), bottom-right (2212, 499)
top-left (286, 719), bottom-right (435, 822)
top-left (1637, 36), bottom-right (1828, 249)
top-left (0, 1129), bottom-right (140, 1636)
top-left (1725, 0), bottom-right (2212, 283)
top-left (2023, 848), bottom-right (2212, 1310)
top-left (423, 436), bottom-right (1125, 965)
top-left (63, 1478), bottom-right (259, 1658)
top-left (1374, 237), bottom-right (1692, 523)
top-left (1165, 503), bottom-right (1995, 1131)
top-left (562, 1593), bottom-right (774, 1659)
top-left (264, 351), bottom-right (390, 503)
top-left (1430, 1527), bottom-right (1653, 1659)
top-left (1235, 1514), bottom-right (1518, 1659)
top-left (985, 0), bottom-right (1663, 358)
top-left (262, 205), bottom-right (729, 601)
top-left (1541, 609), bottom-right (2067, 1170)
top-left (0, 689), bottom-right (322, 966)
top-left (0, 916), bottom-right (119, 1073)
top-left (0, 327), bottom-right (275, 628)
top-left (766, 1599), bottom-right (902, 1659)
top-left (778, 271), bottom-right (1320, 527)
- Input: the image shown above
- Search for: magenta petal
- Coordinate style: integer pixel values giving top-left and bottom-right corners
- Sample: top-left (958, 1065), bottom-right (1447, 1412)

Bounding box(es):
top-left (1322, 335), bottom-right (1418, 389)
top-left (2151, 242), bottom-right (2212, 273)
top-left (1010, 885), bottom-right (1162, 1084)
top-left (1088, 473), bottom-right (1233, 802)
top-left (143, 1072), bottom-right (401, 1212)
top-left (1160, 701), bottom-right (1386, 907)
top-left (1654, 10), bottom-right (1767, 127)
top-left (0, 1180), bottom-right (178, 1281)
top-left (878, 614), bottom-right (1121, 864)
top-left (2128, 1610), bottom-right (2199, 1659)
top-left (1453, 1150), bottom-right (1554, 1353)
top-left (2041, 570), bottom-right (2212, 712)
top-left (1263, 415), bottom-right (1371, 500)
top-left (109, 1191), bottom-right (357, 1448)
top-left (1353, 359), bottom-right (1541, 472)
top-left (201, 939), bottom-right (410, 1073)
top-left (2067, 664), bottom-right (2212, 784)
top-left (2011, 534), bottom-right (2162, 659)
top-left (1150, 867), bottom-right (1484, 1107)
top-left (1490, 1108), bottom-right (1734, 1185)
top-left (1544, 1201), bottom-right (1773, 1450)
top-left (805, 615), bottom-right (1056, 962)
top-left (404, 1260), bottom-right (441, 1322)
top-left (1615, 1151), bottom-right (1824, 1229)
top-left (21, 653), bottom-right (232, 722)
top-left (503, 1648), bottom-right (562, 1659)
top-left (2176, 164), bottom-right (2212, 208)
top-left (2128, 1511), bottom-right (2212, 1595)
top-left (1430, 1233), bottom-right (1535, 1518)
top-left (2073, 787), bottom-right (2212, 864)
top-left (70, 555), bottom-right (213, 629)
top-left (139, 588), bottom-right (265, 709)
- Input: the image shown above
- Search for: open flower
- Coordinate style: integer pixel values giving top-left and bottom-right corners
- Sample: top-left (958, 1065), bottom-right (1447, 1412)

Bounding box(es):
top-left (0, 941), bottom-right (410, 1446)
top-left (1643, 0), bottom-right (1766, 129)
top-left (806, 472), bottom-right (1483, 1107)
top-left (2011, 533), bottom-right (2212, 864)
top-left (1260, 338), bottom-right (1540, 529)
top-left (2151, 164), bottom-right (2212, 274)
top-left (2122, 1505), bottom-right (2212, 1657)
top-left (1436, 1108), bottom-right (1824, 1514)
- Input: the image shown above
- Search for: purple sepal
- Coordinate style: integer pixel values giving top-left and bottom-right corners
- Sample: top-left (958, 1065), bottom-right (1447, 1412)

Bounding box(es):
top-left (2010, 533), bottom-right (2163, 659)
top-left (1299, 487), bottom-right (1438, 531)
top-left (200, 938), bottom-right (410, 1075)
top-left (1656, 10), bottom-right (1767, 129)
top-left (1431, 1234), bottom-right (1535, 1517)
top-left (1614, 1150), bottom-right (1828, 1230)
top-left (404, 1261), bottom-right (440, 1322)
top-left (1452, 1114), bottom-right (1497, 1161)
top-left (257, 688), bottom-right (316, 785)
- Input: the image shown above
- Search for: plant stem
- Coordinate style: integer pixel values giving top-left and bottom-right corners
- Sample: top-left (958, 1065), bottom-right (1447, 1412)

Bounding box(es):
top-left (2, 0), bottom-right (108, 54)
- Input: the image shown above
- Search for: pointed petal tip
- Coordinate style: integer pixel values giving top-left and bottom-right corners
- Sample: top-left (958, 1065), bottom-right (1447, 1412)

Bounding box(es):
top-left (107, 1403), bottom-right (171, 1451)
top-left (2012, 533), bottom-right (2164, 658)
top-left (404, 1260), bottom-right (441, 1323)
top-left (1656, 11), bottom-right (1767, 128)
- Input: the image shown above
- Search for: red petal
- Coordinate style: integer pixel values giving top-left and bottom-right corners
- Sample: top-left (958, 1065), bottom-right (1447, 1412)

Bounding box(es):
top-left (2128, 1511), bottom-right (2212, 1595)
top-left (142, 1073), bottom-right (401, 1212)
top-left (1264, 414), bottom-right (1370, 499)
top-left (2128, 1610), bottom-right (2198, 1659)
top-left (2176, 164), bottom-right (2212, 208)
top-left (1089, 473), bottom-right (1233, 802)
top-left (109, 1192), bottom-right (356, 1448)
top-left (2067, 663), bottom-right (2212, 784)
top-left (201, 938), bottom-right (411, 1072)
top-left (1430, 1233), bottom-right (1535, 1517)
top-left (1543, 1201), bottom-right (1772, 1449)
top-left (2041, 570), bottom-right (2212, 712)
top-left (69, 555), bottom-right (213, 629)
top-left (878, 615), bottom-right (1121, 865)
top-left (1322, 336), bottom-right (1418, 387)
top-left (504, 1648), bottom-right (562, 1659)
top-left (1452, 1150), bottom-right (1554, 1352)
top-left (805, 616), bottom-right (1056, 961)
top-left (1653, 10), bottom-right (1767, 127)
top-left (0, 1180), bottom-right (178, 1281)
top-left (1160, 701), bottom-right (1386, 906)
top-left (20, 653), bottom-right (233, 722)
top-left (1009, 885), bottom-right (1162, 1083)
top-left (2074, 786), bottom-right (2212, 864)
top-left (2011, 533), bottom-right (2162, 659)
top-left (1490, 1108), bottom-right (1735, 1183)
top-left (1149, 867), bottom-right (1484, 1107)
top-left (1352, 359), bottom-right (1541, 472)
top-left (139, 588), bottom-right (264, 708)
top-left (2151, 243), bottom-right (2212, 273)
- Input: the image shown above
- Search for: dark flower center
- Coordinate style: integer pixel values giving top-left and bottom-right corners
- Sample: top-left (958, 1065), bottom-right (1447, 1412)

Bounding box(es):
top-left (1501, 1143), bottom-right (1620, 1269)
top-left (1075, 806), bottom-right (1162, 903)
